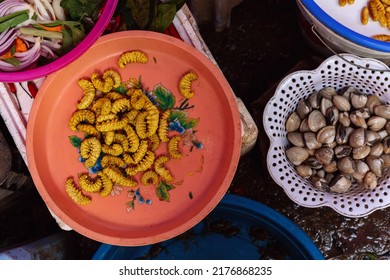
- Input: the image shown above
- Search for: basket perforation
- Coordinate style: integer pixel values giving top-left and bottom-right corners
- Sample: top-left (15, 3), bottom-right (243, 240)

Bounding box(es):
top-left (264, 54), bottom-right (390, 217)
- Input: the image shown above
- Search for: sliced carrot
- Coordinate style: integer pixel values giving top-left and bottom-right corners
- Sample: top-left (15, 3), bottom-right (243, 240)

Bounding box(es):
top-left (0, 51), bottom-right (13, 59)
top-left (1, 38), bottom-right (28, 59)
top-left (36, 23), bottom-right (62, 32)
top-left (15, 38), bottom-right (27, 52)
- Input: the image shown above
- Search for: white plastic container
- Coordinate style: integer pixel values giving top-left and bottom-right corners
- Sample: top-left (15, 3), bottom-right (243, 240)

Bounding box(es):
top-left (297, 0), bottom-right (390, 64)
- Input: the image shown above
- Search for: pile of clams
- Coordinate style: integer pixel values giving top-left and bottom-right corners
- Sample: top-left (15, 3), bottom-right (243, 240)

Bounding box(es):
top-left (285, 86), bottom-right (390, 193)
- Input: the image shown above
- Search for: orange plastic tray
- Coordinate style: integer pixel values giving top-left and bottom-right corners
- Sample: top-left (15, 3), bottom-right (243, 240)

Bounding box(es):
top-left (26, 31), bottom-right (241, 246)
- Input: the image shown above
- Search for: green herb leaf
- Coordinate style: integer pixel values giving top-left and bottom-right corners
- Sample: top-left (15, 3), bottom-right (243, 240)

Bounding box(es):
top-left (148, 3), bottom-right (176, 32)
top-left (153, 83), bottom-right (175, 110)
top-left (60, 0), bottom-right (103, 21)
top-left (58, 21), bottom-right (86, 55)
top-left (1, 57), bottom-right (20, 67)
top-left (9, 45), bottom-right (16, 56)
top-left (127, 0), bottom-right (151, 29)
top-left (69, 135), bottom-right (83, 148)
top-left (156, 181), bottom-right (175, 202)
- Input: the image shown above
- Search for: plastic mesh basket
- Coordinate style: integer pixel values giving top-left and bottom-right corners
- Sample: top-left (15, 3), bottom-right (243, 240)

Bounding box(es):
top-left (263, 53), bottom-right (390, 218)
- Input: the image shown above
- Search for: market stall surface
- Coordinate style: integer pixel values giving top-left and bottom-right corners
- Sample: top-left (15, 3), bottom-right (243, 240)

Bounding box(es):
top-left (1, 0), bottom-right (389, 260)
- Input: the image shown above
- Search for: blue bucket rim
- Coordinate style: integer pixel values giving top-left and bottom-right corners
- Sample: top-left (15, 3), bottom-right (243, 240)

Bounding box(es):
top-left (92, 194), bottom-right (324, 260)
top-left (300, 0), bottom-right (390, 53)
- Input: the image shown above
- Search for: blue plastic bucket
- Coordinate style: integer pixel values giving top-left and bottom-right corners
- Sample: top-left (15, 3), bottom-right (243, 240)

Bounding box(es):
top-left (92, 194), bottom-right (324, 260)
top-left (297, 0), bottom-right (390, 63)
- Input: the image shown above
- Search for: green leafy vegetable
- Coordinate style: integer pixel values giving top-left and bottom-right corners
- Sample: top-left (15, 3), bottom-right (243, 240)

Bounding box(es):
top-left (1, 58), bottom-right (20, 67)
top-left (116, 0), bottom-right (186, 31)
top-left (156, 181), bottom-right (175, 202)
top-left (148, 3), bottom-right (176, 32)
top-left (127, 0), bottom-right (152, 29)
top-left (60, 0), bottom-right (103, 21)
top-left (19, 27), bottom-right (63, 40)
top-left (0, 9), bottom-right (29, 24)
top-left (59, 21), bottom-right (86, 54)
top-left (0, 10), bottom-right (29, 32)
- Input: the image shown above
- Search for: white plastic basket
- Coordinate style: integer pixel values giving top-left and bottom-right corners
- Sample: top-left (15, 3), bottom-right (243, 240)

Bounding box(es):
top-left (263, 53), bottom-right (390, 218)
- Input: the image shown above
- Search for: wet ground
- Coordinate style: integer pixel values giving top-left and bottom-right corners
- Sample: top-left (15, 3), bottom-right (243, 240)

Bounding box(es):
top-left (1, 0), bottom-right (390, 260)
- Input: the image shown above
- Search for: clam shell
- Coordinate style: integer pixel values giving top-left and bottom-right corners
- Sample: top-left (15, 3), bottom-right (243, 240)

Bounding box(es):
top-left (333, 95), bottom-right (351, 112)
top-left (319, 86), bottom-right (337, 100)
top-left (325, 106), bottom-right (339, 126)
top-left (374, 104), bottom-right (390, 120)
top-left (286, 146), bottom-right (309, 166)
top-left (304, 132), bottom-right (322, 150)
top-left (348, 127), bottom-right (366, 148)
top-left (382, 136), bottom-right (390, 154)
top-left (296, 99), bottom-right (312, 120)
top-left (287, 132), bottom-right (305, 147)
top-left (352, 145), bottom-right (371, 160)
top-left (338, 112), bottom-right (351, 127)
top-left (334, 145), bottom-right (352, 158)
top-left (314, 147), bottom-right (334, 165)
top-left (329, 174), bottom-right (352, 193)
top-left (307, 92), bottom-right (320, 109)
top-left (369, 143), bottom-right (384, 157)
top-left (350, 112), bottom-right (367, 128)
top-left (336, 125), bottom-right (353, 145)
top-left (296, 165), bottom-right (312, 178)
top-left (339, 86), bottom-right (358, 100)
top-left (365, 155), bottom-right (384, 177)
top-left (320, 97), bottom-right (333, 116)
top-left (304, 156), bottom-right (323, 169)
top-left (367, 116), bottom-right (387, 131)
top-left (366, 94), bottom-right (382, 114)
top-left (299, 118), bottom-right (311, 133)
top-left (286, 111), bottom-right (301, 132)
top-left (365, 130), bottom-right (381, 146)
top-left (310, 175), bottom-right (330, 192)
top-left (352, 159), bottom-right (370, 181)
top-left (323, 160), bottom-right (338, 173)
top-left (363, 171), bottom-right (377, 190)
top-left (337, 156), bottom-right (356, 174)
top-left (381, 154), bottom-right (390, 167)
top-left (307, 110), bottom-right (326, 132)
top-left (351, 92), bottom-right (368, 109)
top-left (316, 125), bottom-right (336, 144)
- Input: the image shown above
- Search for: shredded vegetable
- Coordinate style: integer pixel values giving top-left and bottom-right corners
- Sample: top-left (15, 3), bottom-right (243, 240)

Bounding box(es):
top-left (0, 0), bottom-right (103, 72)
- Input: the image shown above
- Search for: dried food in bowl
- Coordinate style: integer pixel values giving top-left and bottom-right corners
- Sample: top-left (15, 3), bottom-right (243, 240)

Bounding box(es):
top-left (263, 53), bottom-right (390, 218)
top-left (0, 0), bottom-right (118, 82)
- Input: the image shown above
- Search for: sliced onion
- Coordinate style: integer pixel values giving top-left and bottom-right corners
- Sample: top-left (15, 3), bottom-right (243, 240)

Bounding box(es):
top-left (33, 0), bottom-right (52, 21)
top-left (41, 0), bottom-right (56, 20)
top-left (0, 1), bottom-right (32, 17)
top-left (0, 37), bottom-right (40, 71)
top-left (41, 38), bottom-right (61, 50)
top-left (40, 44), bottom-right (57, 59)
top-left (52, 0), bottom-right (66, 21)
top-left (0, 29), bottom-right (18, 56)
